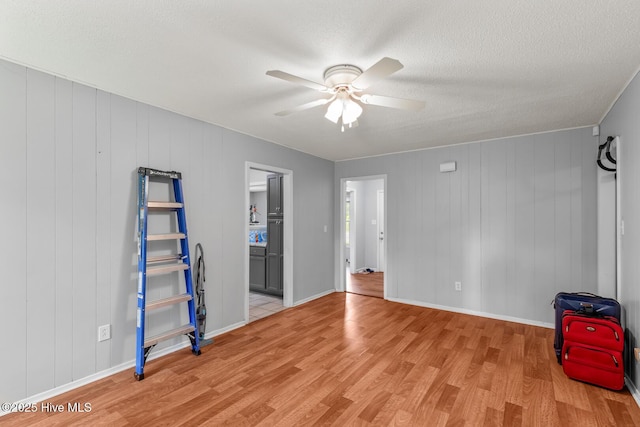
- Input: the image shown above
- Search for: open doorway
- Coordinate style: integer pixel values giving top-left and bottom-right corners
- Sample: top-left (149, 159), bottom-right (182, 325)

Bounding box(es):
top-left (245, 163), bottom-right (293, 323)
top-left (341, 176), bottom-right (386, 299)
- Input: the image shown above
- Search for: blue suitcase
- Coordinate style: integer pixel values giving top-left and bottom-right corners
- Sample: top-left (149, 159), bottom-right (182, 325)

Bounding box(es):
top-left (553, 292), bottom-right (621, 364)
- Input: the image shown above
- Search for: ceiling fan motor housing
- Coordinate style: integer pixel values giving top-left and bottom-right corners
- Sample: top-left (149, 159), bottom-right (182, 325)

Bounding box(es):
top-left (323, 65), bottom-right (362, 90)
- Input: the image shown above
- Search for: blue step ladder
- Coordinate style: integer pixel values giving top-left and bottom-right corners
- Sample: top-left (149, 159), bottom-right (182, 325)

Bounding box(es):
top-left (135, 167), bottom-right (200, 380)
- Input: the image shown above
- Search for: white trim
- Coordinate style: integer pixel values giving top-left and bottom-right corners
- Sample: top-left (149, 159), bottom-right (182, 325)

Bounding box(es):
top-left (335, 125), bottom-right (596, 162)
top-left (347, 188), bottom-right (357, 274)
top-left (626, 375), bottom-right (640, 409)
top-left (0, 321), bottom-right (246, 417)
top-left (293, 289), bottom-right (335, 307)
top-left (376, 188), bottom-right (385, 274)
top-left (387, 297), bottom-right (554, 329)
top-left (615, 136), bottom-right (622, 300)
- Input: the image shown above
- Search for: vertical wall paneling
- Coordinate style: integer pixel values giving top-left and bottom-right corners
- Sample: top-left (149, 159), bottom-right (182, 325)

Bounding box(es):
top-left (136, 102), bottom-right (149, 168)
top-left (503, 141), bottom-right (516, 318)
top-left (533, 134), bottom-right (556, 323)
top-left (419, 150), bottom-right (436, 303)
top-left (25, 69), bottom-right (56, 396)
top-left (71, 83), bottom-right (97, 380)
top-left (110, 95), bottom-right (139, 365)
top-left (569, 131), bottom-right (584, 292)
top-left (580, 130), bottom-right (597, 292)
top-left (434, 148), bottom-right (452, 306)
top-left (600, 69), bottom-right (640, 390)
top-left (146, 107), bottom-right (175, 345)
top-left (481, 141), bottom-right (508, 316)
top-left (96, 90), bottom-right (111, 371)
top-left (554, 133), bottom-right (572, 294)
top-left (513, 136), bottom-right (536, 321)
top-left (148, 107), bottom-right (172, 172)
top-left (335, 128), bottom-right (597, 326)
top-left (202, 125), bottom-right (224, 332)
top-left (1, 58), bottom-right (336, 402)
top-left (395, 153), bottom-right (420, 300)
top-left (467, 144), bottom-right (482, 311)
top-left (54, 77), bottom-right (74, 387)
top-left (183, 119), bottom-right (204, 334)
top-left (384, 174), bottom-right (397, 298)
top-left (449, 146), bottom-right (463, 308)
top-left (168, 115), bottom-right (192, 339)
top-left (0, 61), bottom-right (27, 403)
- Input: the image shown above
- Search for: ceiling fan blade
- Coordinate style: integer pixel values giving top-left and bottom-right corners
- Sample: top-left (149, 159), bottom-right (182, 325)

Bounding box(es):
top-left (275, 97), bottom-right (333, 116)
top-left (351, 57), bottom-right (404, 90)
top-left (359, 94), bottom-right (425, 111)
top-left (266, 70), bottom-right (329, 92)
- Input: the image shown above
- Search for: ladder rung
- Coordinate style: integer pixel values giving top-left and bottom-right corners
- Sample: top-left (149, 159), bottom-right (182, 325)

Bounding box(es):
top-left (144, 325), bottom-right (195, 348)
top-left (148, 201), bottom-right (183, 209)
top-left (146, 263), bottom-right (189, 276)
top-left (147, 254), bottom-right (184, 264)
top-left (147, 233), bottom-right (186, 241)
top-left (146, 293), bottom-right (192, 311)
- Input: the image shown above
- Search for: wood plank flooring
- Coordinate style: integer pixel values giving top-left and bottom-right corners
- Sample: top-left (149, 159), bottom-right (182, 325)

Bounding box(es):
top-left (3, 292), bottom-right (640, 426)
top-left (347, 271), bottom-right (384, 298)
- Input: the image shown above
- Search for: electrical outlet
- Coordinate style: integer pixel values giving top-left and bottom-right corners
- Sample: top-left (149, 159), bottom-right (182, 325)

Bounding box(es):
top-left (455, 281), bottom-right (462, 291)
top-left (98, 324), bottom-right (111, 342)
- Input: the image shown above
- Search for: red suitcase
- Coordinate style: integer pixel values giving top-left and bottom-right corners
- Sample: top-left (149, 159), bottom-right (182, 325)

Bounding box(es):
top-left (561, 311), bottom-right (624, 390)
top-left (562, 310), bottom-right (623, 352)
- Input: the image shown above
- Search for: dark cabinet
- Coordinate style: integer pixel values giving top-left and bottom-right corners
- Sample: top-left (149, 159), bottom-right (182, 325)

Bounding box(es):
top-left (266, 218), bottom-right (283, 295)
top-left (267, 174), bottom-right (283, 217)
top-left (252, 173), bottom-right (284, 297)
top-left (249, 246), bottom-right (266, 292)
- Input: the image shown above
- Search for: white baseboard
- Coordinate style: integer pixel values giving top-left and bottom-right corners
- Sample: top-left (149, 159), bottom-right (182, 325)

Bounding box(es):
top-left (0, 320), bottom-right (246, 417)
top-left (627, 375), bottom-right (640, 409)
top-left (386, 297), bottom-right (555, 329)
top-left (293, 289), bottom-right (336, 307)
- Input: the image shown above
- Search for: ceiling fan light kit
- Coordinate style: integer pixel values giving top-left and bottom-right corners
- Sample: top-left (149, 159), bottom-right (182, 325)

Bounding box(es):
top-left (266, 57), bottom-right (425, 131)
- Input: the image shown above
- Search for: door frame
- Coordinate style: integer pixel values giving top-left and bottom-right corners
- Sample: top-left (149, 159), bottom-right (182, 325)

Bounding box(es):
top-left (377, 189), bottom-right (385, 272)
top-left (245, 162), bottom-right (293, 323)
top-left (346, 188), bottom-right (356, 274)
top-left (615, 136), bottom-right (621, 300)
top-left (338, 175), bottom-right (387, 298)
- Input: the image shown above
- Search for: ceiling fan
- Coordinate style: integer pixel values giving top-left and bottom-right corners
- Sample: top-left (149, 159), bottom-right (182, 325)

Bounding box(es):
top-left (266, 57), bottom-right (425, 132)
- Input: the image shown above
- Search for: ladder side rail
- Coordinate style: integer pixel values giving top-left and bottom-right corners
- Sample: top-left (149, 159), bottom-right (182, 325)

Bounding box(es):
top-left (135, 172), bottom-right (150, 379)
top-left (173, 178), bottom-right (201, 353)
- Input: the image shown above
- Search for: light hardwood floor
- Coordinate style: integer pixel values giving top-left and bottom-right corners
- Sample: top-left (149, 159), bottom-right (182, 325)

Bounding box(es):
top-left (347, 271), bottom-right (384, 299)
top-left (3, 292), bottom-right (640, 426)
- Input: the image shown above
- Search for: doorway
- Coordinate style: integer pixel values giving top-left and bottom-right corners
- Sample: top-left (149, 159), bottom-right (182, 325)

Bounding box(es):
top-left (245, 162), bottom-right (293, 323)
top-left (341, 176), bottom-right (386, 299)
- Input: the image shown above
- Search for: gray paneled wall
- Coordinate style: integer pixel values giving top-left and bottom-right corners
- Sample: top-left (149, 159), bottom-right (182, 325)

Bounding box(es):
top-left (336, 127), bottom-right (598, 325)
top-left (0, 59), bottom-right (335, 403)
top-left (600, 68), bottom-right (640, 396)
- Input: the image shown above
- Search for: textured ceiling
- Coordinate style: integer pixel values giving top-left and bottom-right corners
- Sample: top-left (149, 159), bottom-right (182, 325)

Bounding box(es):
top-left (2, 1), bottom-right (640, 161)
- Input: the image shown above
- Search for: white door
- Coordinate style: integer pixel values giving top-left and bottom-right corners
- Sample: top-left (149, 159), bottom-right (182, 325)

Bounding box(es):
top-left (377, 189), bottom-right (385, 272)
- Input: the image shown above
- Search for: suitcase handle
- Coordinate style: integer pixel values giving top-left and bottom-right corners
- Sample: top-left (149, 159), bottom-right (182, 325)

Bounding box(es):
top-left (579, 302), bottom-right (594, 314)
top-left (551, 292), bottom-right (603, 308)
